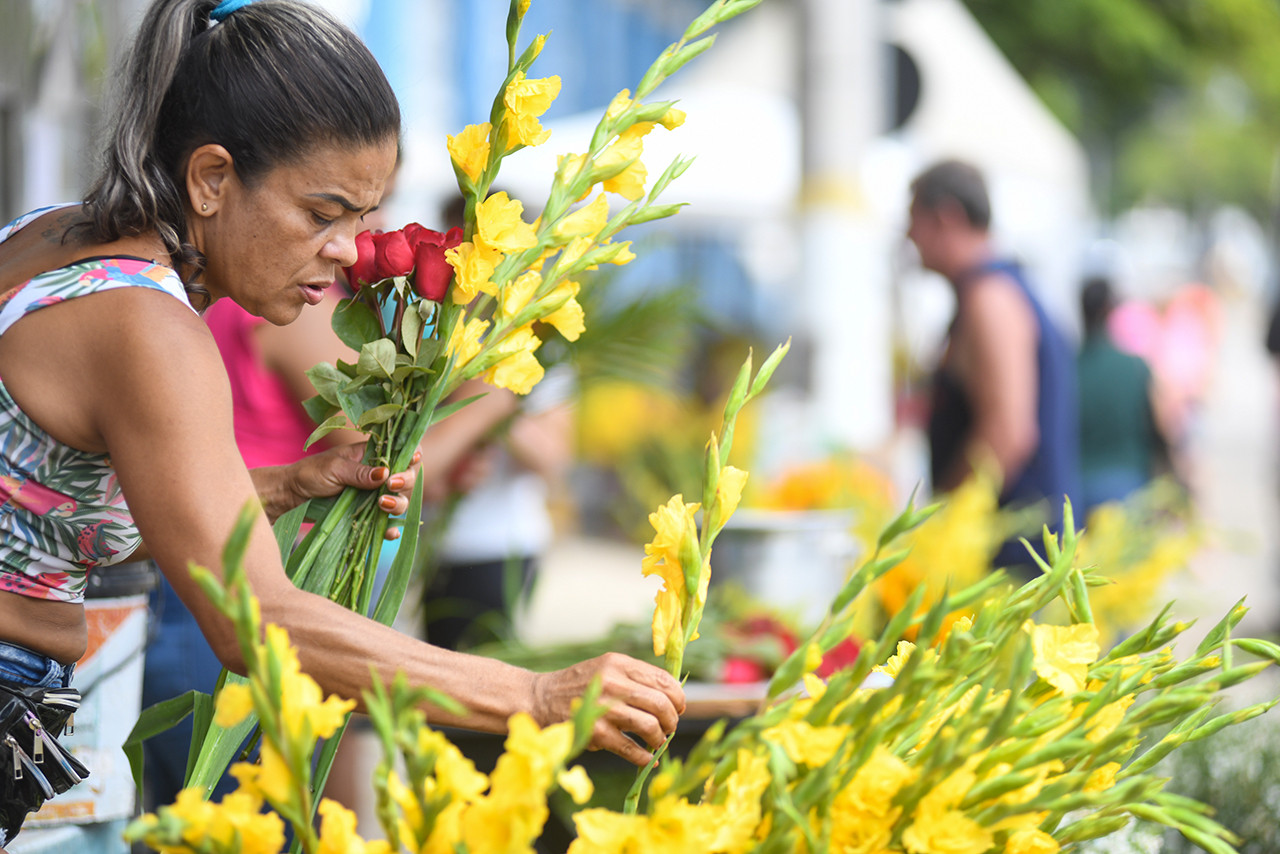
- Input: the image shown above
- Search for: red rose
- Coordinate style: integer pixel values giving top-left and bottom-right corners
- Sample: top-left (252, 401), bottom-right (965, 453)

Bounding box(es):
top-left (373, 230), bottom-right (415, 279)
top-left (409, 226), bottom-right (464, 302)
top-left (344, 230), bottom-right (378, 289)
top-left (815, 636), bottom-right (862, 678)
top-left (413, 242), bottom-right (452, 301)
top-left (720, 656), bottom-right (767, 684)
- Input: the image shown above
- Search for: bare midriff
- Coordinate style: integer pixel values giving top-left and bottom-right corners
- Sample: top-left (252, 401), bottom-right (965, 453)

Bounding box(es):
top-left (0, 589), bottom-right (87, 665)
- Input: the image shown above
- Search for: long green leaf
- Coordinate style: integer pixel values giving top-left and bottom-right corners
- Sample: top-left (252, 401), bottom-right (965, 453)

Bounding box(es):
top-left (124, 691), bottom-right (203, 797)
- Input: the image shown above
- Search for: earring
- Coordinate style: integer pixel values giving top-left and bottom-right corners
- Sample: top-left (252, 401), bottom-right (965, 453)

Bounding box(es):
top-left (201, 203), bottom-right (209, 212)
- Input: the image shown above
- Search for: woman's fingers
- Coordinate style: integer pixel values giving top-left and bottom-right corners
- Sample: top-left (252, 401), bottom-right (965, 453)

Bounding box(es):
top-left (535, 653), bottom-right (685, 766)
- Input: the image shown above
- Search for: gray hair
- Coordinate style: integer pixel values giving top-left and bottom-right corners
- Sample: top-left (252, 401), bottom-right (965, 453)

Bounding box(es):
top-left (909, 159), bottom-right (991, 230)
top-left (82, 0), bottom-right (401, 300)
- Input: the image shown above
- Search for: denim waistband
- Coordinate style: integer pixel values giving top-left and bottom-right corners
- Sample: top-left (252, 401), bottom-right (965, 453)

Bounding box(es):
top-left (0, 639), bottom-right (75, 689)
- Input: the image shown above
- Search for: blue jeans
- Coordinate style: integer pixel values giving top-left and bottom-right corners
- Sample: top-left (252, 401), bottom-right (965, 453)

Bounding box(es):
top-left (0, 640), bottom-right (74, 690)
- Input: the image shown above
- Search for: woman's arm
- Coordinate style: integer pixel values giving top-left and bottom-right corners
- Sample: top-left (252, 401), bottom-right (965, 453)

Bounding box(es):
top-left (73, 290), bottom-right (683, 763)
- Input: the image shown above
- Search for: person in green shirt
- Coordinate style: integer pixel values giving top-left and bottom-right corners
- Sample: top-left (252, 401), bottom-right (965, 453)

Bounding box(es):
top-left (1076, 276), bottom-right (1173, 511)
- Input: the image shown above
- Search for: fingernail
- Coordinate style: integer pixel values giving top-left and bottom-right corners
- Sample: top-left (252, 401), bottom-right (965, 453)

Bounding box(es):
top-left (412, 451), bottom-right (422, 464)
top-left (386, 527), bottom-right (402, 541)
top-left (373, 467), bottom-right (390, 481)
top-left (379, 495), bottom-right (397, 511)
top-left (388, 475), bottom-right (405, 491)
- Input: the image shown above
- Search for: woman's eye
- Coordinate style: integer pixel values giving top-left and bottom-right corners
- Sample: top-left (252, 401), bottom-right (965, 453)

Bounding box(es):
top-left (312, 212), bottom-right (335, 226)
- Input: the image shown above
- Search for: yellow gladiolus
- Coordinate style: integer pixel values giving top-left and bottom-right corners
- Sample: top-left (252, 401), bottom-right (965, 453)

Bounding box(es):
top-left (446, 122), bottom-right (491, 183)
top-left (543, 290), bottom-right (586, 341)
top-left (605, 89), bottom-right (633, 121)
top-left (1006, 828), bottom-right (1061, 854)
top-left (475, 191), bottom-right (539, 254)
top-left (642, 493), bottom-right (701, 656)
top-left (503, 71), bottom-right (561, 148)
top-left (602, 159), bottom-right (648, 199)
top-left (1029, 622), bottom-right (1100, 696)
top-left (1084, 762), bottom-right (1121, 794)
top-left (316, 798), bottom-right (392, 854)
top-left (230, 742), bottom-right (297, 809)
top-left (716, 465), bottom-right (749, 520)
top-left (212, 681), bottom-right (254, 728)
top-left (761, 719), bottom-right (848, 767)
top-left (554, 193), bottom-right (611, 240)
top-left (485, 348), bottom-right (544, 395)
top-left (445, 241), bottom-right (503, 304)
top-left (659, 107), bottom-right (687, 130)
top-left (500, 270), bottom-right (542, 319)
top-left (559, 765), bottom-right (595, 805)
top-left (445, 314), bottom-right (489, 369)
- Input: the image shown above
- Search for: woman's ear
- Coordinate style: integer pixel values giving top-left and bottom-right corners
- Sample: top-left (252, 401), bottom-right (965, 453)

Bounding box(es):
top-left (186, 144), bottom-right (236, 216)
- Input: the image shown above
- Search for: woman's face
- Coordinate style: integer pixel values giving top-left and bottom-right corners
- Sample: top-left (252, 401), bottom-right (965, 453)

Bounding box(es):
top-left (200, 138), bottom-right (398, 324)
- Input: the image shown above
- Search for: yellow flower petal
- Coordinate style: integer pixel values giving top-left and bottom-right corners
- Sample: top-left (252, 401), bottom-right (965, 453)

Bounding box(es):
top-left (543, 296), bottom-right (585, 342)
top-left (500, 270), bottom-right (542, 319)
top-left (446, 241), bottom-right (502, 304)
top-left (558, 765), bottom-right (595, 805)
top-left (476, 191), bottom-right (538, 254)
top-left (1030, 622), bottom-right (1100, 696)
top-left (213, 682), bottom-right (254, 728)
top-left (554, 193), bottom-right (610, 240)
top-left (1006, 828), bottom-right (1061, 854)
top-left (484, 349), bottom-right (544, 395)
top-left (446, 122), bottom-right (491, 183)
top-left (503, 71), bottom-right (561, 148)
top-left (659, 107), bottom-right (686, 130)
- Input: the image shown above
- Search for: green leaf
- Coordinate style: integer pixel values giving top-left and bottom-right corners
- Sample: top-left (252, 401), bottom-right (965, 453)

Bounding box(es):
top-left (359, 339), bottom-right (398, 379)
top-left (304, 414), bottom-right (349, 450)
top-left (305, 362), bottom-right (347, 406)
top-left (332, 298), bottom-right (382, 351)
top-left (371, 473), bottom-right (426, 626)
top-left (301, 395), bottom-right (340, 427)
top-left (336, 384), bottom-right (387, 428)
top-left (400, 305), bottom-right (423, 359)
top-left (357, 403), bottom-right (403, 428)
top-left (272, 500), bottom-right (308, 562)
top-left (124, 691), bottom-right (203, 797)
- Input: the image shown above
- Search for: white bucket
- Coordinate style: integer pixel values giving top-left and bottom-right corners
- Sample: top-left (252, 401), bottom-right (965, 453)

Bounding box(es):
top-left (709, 508), bottom-right (859, 627)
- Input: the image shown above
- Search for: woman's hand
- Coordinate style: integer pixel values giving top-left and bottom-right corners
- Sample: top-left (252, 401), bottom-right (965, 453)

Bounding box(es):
top-left (531, 653), bottom-right (685, 766)
top-left (253, 443), bottom-right (421, 530)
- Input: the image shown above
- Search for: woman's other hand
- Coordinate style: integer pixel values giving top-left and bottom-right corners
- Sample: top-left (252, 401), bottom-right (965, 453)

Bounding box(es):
top-left (254, 443), bottom-right (421, 531)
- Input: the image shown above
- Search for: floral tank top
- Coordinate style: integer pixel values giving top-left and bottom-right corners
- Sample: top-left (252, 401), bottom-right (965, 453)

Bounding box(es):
top-left (0, 206), bottom-right (196, 603)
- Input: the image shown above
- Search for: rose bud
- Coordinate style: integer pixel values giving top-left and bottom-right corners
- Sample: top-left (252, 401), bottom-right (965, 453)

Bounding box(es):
top-left (373, 229), bottom-right (415, 279)
top-left (413, 241), bottom-right (452, 302)
top-left (343, 230), bottom-right (378, 289)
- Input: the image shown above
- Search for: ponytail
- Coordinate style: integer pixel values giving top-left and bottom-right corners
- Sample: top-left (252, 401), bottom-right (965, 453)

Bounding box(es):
top-left (84, 0), bottom-right (219, 286)
top-left (83, 0), bottom-right (401, 297)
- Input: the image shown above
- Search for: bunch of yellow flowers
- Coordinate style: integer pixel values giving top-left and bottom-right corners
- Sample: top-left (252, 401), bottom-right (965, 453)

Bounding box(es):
top-left (132, 494), bottom-right (1278, 854)
top-left (575, 500), bottom-right (1277, 853)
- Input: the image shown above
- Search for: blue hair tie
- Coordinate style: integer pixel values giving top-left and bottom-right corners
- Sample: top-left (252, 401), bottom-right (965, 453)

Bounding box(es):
top-left (211, 0), bottom-right (254, 22)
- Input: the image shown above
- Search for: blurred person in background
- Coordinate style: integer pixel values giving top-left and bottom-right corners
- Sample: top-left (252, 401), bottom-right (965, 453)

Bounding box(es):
top-left (906, 159), bottom-right (1081, 571)
top-left (1076, 275), bottom-right (1176, 512)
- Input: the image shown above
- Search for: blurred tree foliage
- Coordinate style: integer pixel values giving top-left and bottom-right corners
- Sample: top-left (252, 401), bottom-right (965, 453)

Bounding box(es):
top-left (961, 0), bottom-right (1280, 216)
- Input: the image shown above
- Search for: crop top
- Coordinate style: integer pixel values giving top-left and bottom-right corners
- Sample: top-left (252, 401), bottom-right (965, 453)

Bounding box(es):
top-left (0, 206), bottom-right (196, 603)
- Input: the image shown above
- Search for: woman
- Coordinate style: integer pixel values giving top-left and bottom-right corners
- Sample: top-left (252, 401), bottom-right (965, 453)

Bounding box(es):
top-left (0, 0), bottom-right (683, 842)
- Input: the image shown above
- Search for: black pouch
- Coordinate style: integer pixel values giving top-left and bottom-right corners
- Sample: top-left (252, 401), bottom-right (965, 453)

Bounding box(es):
top-left (0, 682), bottom-right (89, 845)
